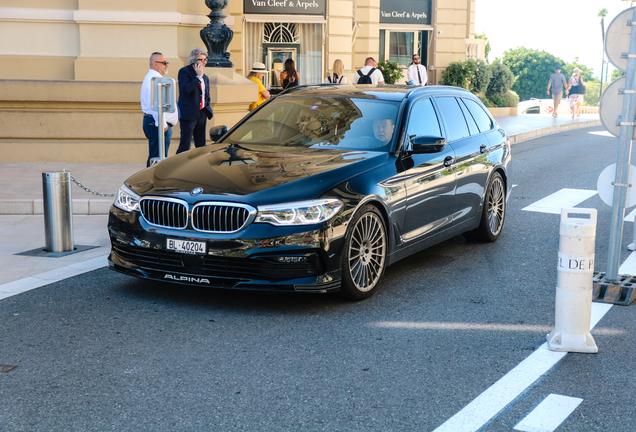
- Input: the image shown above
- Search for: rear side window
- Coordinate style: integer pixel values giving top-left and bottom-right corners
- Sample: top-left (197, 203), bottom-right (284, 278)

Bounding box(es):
top-left (458, 99), bottom-right (479, 135)
top-left (463, 98), bottom-right (493, 133)
top-left (434, 97), bottom-right (470, 141)
top-left (405, 98), bottom-right (442, 147)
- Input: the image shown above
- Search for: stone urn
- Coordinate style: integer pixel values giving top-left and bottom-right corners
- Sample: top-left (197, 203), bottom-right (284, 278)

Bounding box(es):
top-left (201, 0), bottom-right (234, 68)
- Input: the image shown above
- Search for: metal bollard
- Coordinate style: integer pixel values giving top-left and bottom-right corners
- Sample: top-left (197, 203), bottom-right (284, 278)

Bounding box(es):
top-left (547, 208), bottom-right (598, 353)
top-left (42, 171), bottom-right (74, 252)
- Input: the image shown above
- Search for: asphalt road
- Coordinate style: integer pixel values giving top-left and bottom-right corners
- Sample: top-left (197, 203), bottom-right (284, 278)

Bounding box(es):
top-left (1, 125), bottom-right (635, 431)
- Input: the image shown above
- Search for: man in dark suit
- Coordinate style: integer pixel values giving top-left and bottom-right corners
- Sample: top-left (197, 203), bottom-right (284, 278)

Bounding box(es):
top-left (176, 48), bottom-right (213, 153)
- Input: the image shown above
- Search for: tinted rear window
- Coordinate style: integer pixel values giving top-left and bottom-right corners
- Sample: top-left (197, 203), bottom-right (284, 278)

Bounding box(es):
top-left (463, 98), bottom-right (493, 132)
top-left (435, 97), bottom-right (470, 141)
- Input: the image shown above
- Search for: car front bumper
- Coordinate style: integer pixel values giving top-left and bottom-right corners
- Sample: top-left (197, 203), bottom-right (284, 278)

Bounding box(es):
top-left (107, 206), bottom-right (346, 293)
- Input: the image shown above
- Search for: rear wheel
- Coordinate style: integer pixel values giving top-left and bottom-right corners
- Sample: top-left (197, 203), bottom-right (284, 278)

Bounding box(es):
top-left (340, 205), bottom-right (387, 300)
top-left (464, 172), bottom-right (506, 242)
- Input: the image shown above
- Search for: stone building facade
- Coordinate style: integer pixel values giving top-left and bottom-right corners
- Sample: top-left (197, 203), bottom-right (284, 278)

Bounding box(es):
top-left (0, 0), bottom-right (485, 163)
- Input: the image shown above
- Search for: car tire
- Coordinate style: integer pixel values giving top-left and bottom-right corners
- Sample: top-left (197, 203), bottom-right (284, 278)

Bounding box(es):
top-left (463, 171), bottom-right (506, 243)
top-left (339, 204), bottom-right (388, 300)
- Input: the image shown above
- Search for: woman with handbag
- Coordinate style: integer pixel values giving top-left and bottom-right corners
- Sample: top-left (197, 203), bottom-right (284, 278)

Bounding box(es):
top-left (280, 59), bottom-right (300, 90)
top-left (567, 68), bottom-right (585, 118)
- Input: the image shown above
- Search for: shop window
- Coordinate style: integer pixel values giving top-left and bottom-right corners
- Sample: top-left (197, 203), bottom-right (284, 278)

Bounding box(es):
top-left (380, 30), bottom-right (427, 66)
top-left (245, 22), bottom-right (322, 90)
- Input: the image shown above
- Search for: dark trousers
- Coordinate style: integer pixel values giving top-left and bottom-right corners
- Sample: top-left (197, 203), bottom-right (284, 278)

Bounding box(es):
top-left (177, 109), bottom-right (208, 154)
top-left (143, 115), bottom-right (172, 167)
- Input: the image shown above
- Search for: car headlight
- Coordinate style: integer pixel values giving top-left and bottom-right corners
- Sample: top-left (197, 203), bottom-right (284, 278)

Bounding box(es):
top-left (113, 184), bottom-right (140, 212)
top-left (255, 199), bottom-right (343, 226)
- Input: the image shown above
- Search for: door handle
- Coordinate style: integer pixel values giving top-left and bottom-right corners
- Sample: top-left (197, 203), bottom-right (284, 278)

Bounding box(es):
top-left (480, 144), bottom-right (487, 154)
top-left (443, 155), bottom-right (453, 167)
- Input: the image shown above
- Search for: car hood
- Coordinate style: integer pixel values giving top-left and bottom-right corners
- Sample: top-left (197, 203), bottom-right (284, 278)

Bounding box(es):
top-left (125, 144), bottom-right (388, 204)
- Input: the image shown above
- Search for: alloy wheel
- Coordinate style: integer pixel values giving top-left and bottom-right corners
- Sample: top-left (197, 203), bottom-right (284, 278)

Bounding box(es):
top-left (348, 211), bottom-right (386, 292)
top-left (487, 176), bottom-right (505, 236)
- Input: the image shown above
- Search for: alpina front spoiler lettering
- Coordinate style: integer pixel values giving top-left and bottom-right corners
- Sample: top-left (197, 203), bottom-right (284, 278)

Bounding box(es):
top-left (164, 274), bottom-right (211, 284)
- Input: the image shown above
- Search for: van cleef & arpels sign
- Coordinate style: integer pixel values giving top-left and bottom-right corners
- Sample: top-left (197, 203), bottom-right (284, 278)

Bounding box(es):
top-left (244, 0), bottom-right (326, 16)
top-left (380, 0), bottom-right (431, 25)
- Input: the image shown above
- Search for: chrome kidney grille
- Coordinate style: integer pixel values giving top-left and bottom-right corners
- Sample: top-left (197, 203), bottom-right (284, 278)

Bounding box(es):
top-left (139, 197), bottom-right (254, 232)
top-left (192, 202), bottom-right (254, 233)
top-left (140, 198), bottom-right (188, 229)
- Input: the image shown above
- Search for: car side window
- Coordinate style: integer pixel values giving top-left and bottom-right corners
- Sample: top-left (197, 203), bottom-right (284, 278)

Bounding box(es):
top-left (405, 98), bottom-right (442, 149)
top-left (434, 97), bottom-right (470, 141)
top-left (458, 99), bottom-right (479, 136)
top-left (463, 98), bottom-right (493, 133)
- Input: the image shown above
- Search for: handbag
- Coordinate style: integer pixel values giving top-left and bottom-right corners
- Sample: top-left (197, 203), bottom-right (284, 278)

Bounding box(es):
top-left (578, 79), bottom-right (586, 95)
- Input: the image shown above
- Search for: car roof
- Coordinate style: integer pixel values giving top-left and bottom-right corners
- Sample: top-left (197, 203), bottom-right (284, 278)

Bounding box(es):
top-left (275, 84), bottom-right (475, 102)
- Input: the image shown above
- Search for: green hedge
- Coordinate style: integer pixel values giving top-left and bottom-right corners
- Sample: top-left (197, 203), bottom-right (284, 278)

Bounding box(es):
top-left (442, 59), bottom-right (516, 107)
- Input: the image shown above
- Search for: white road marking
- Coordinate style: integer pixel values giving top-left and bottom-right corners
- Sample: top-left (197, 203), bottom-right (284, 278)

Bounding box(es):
top-left (619, 251), bottom-right (636, 275)
top-left (513, 394), bottom-right (583, 432)
top-left (372, 322), bottom-right (623, 335)
top-left (522, 188), bottom-right (598, 214)
top-left (0, 255), bottom-right (108, 300)
top-left (588, 131), bottom-right (614, 137)
top-left (432, 302), bottom-right (612, 432)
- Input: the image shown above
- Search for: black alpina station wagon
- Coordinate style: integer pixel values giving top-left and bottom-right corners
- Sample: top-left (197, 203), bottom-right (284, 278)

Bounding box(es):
top-left (108, 84), bottom-right (511, 299)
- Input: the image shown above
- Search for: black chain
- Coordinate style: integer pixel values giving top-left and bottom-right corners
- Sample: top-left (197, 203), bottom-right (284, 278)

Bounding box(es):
top-left (64, 170), bottom-right (116, 197)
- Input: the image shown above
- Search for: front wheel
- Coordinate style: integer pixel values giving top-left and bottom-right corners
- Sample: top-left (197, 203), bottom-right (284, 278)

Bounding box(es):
top-left (463, 172), bottom-right (506, 242)
top-left (339, 205), bottom-right (388, 300)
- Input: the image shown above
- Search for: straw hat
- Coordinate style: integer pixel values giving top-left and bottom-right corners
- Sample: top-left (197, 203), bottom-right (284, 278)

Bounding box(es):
top-left (573, 68), bottom-right (581, 74)
top-left (250, 62), bottom-right (268, 73)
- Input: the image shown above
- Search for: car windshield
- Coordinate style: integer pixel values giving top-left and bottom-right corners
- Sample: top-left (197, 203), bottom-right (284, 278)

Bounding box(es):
top-left (224, 96), bottom-right (400, 151)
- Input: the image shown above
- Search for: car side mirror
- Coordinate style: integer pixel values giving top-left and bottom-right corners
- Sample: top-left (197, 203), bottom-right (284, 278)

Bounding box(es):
top-left (209, 125), bottom-right (228, 142)
top-left (412, 136), bottom-right (447, 153)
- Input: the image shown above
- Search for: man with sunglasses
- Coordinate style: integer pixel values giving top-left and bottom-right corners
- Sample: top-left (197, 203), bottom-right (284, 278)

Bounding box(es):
top-left (141, 52), bottom-right (179, 167)
top-left (176, 48), bottom-right (214, 153)
top-left (407, 54), bottom-right (427, 86)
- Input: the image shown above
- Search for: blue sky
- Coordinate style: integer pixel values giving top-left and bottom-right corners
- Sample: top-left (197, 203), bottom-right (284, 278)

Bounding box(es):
top-left (474, 0), bottom-right (631, 80)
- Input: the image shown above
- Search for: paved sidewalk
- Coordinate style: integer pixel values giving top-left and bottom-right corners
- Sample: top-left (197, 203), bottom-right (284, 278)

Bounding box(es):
top-left (0, 113), bottom-right (601, 288)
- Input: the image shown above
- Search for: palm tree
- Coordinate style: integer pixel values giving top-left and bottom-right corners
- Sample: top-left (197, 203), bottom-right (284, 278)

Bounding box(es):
top-left (599, 8), bottom-right (609, 100)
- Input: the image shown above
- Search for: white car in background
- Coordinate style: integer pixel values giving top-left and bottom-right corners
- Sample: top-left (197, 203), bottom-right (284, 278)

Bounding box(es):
top-left (518, 98), bottom-right (570, 116)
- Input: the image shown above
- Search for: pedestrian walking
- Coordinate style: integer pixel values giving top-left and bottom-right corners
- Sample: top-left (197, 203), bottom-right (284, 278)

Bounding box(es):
top-left (567, 68), bottom-right (585, 118)
top-left (280, 59), bottom-right (300, 90)
top-left (247, 62), bottom-right (270, 111)
top-left (140, 52), bottom-right (179, 167)
top-left (353, 57), bottom-right (384, 85)
top-left (407, 53), bottom-right (427, 86)
top-left (546, 66), bottom-right (568, 118)
top-left (176, 48), bottom-right (214, 154)
top-left (324, 59), bottom-right (350, 84)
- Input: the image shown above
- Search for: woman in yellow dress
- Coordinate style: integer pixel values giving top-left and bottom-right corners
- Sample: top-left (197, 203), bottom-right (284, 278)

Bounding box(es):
top-left (247, 62), bottom-right (270, 111)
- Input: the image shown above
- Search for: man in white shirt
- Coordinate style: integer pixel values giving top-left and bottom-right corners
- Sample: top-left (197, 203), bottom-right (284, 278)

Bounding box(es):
top-left (353, 57), bottom-right (385, 85)
top-left (141, 52), bottom-right (179, 167)
top-left (407, 54), bottom-right (427, 86)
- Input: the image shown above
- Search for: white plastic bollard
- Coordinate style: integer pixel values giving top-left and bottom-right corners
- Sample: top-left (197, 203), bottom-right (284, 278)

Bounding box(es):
top-left (547, 208), bottom-right (598, 353)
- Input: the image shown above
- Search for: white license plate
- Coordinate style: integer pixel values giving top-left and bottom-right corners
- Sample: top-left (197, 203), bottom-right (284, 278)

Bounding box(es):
top-left (166, 238), bottom-right (206, 255)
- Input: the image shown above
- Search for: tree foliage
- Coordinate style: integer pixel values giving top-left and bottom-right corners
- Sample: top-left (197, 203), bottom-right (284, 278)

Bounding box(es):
top-left (611, 68), bottom-right (624, 81)
top-left (486, 61), bottom-right (515, 96)
top-left (501, 47), bottom-right (565, 101)
top-left (441, 59), bottom-right (490, 93)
